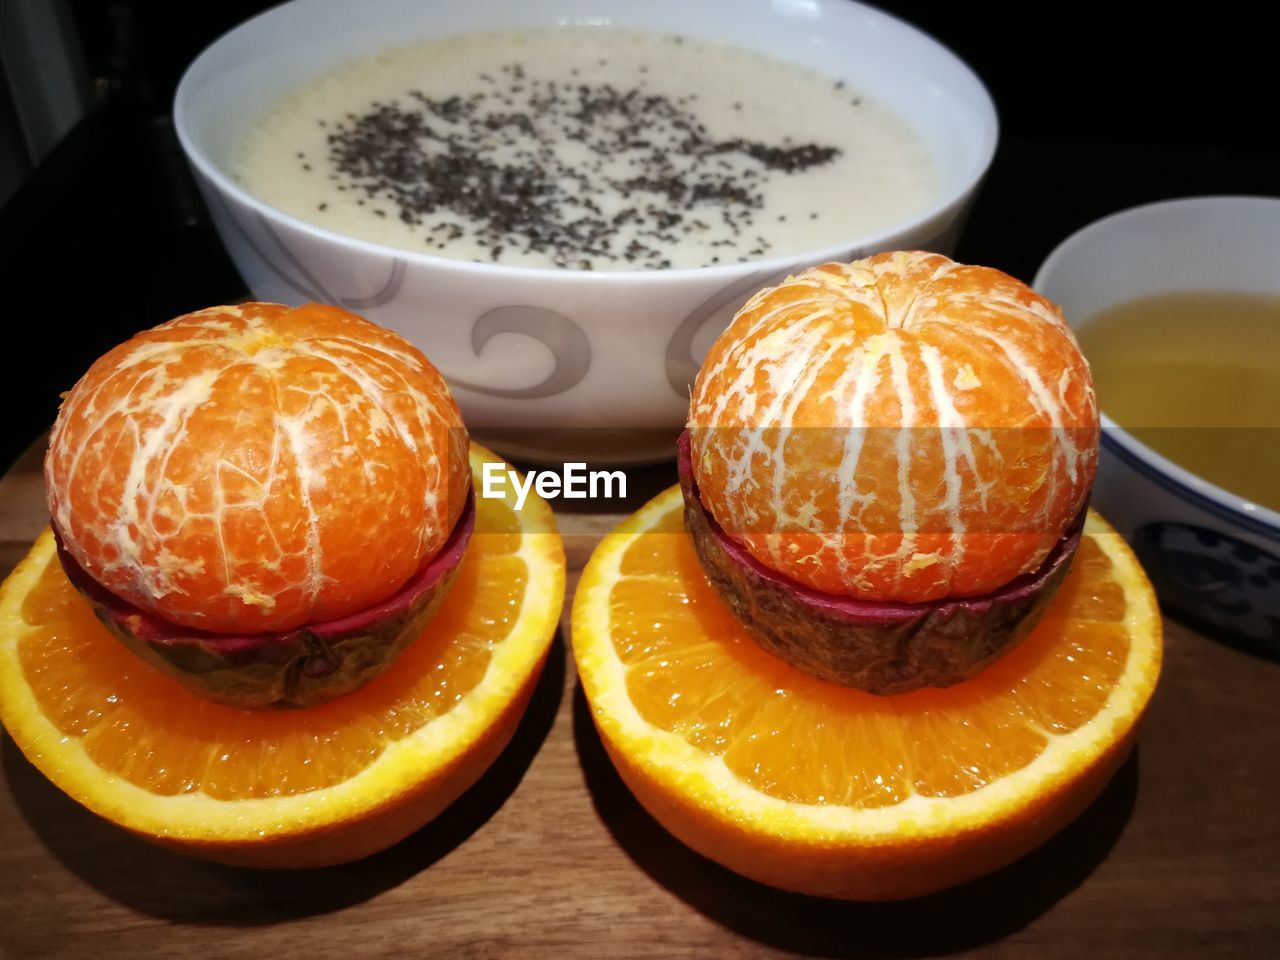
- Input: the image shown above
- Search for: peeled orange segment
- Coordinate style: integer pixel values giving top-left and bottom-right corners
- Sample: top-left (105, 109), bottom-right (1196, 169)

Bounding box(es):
top-left (0, 445), bottom-right (564, 868)
top-left (572, 486), bottom-right (1161, 901)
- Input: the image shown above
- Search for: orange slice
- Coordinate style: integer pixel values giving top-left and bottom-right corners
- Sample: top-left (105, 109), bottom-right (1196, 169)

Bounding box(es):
top-left (572, 486), bottom-right (1161, 900)
top-left (0, 445), bottom-right (563, 868)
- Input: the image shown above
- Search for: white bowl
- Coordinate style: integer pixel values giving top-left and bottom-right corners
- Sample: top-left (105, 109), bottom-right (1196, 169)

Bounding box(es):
top-left (1035, 196), bottom-right (1280, 648)
top-left (174, 0), bottom-right (997, 463)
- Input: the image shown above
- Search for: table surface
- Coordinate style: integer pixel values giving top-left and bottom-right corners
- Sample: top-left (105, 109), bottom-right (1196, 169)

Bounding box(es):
top-left (0, 438), bottom-right (1277, 960)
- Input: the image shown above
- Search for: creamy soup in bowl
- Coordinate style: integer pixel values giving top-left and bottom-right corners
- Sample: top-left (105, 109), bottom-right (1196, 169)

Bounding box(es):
top-left (175, 0), bottom-right (997, 463)
top-left (233, 27), bottom-right (937, 271)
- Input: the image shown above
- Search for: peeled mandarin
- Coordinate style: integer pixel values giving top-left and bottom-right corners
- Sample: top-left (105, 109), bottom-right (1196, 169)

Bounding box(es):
top-left (688, 250), bottom-right (1099, 603)
top-left (45, 302), bottom-right (469, 634)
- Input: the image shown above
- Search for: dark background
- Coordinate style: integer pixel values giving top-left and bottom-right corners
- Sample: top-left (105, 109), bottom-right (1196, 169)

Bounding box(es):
top-left (1, 1), bottom-right (1276, 471)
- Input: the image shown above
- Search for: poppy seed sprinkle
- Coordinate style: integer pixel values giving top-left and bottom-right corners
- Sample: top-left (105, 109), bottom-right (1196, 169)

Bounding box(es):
top-left (322, 73), bottom-right (837, 270)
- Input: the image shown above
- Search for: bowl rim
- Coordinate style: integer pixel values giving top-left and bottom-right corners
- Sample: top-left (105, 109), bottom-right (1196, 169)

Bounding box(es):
top-left (172, 0), bottom-right (998, 284)
top-left (1034, 194), bottom-right (1280, 538)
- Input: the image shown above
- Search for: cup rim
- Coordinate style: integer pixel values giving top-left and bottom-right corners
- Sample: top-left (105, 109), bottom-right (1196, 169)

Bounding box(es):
top-left (1034, 195), bottom-right (1280, 537)
top-left (172, 0), bottom-right (998, 285)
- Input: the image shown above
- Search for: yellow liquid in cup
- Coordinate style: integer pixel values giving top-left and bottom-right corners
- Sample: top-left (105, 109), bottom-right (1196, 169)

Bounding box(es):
top-left (1077, 291), bottom-right (1280, 513)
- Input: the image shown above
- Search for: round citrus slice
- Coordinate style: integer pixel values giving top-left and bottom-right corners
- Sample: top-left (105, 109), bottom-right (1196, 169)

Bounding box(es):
top-left (572, 486), bottom-right (1161, 900)
top-left (0, 445), bottom-right (563, 868)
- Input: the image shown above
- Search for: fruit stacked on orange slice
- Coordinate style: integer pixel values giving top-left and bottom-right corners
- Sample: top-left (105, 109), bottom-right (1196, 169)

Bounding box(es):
top-left (574, 252), bottom-right (1161, 899)
top-left (42, 302), bottom-right (478, 708)
top-left (0, 303), bottom-right (565, 866)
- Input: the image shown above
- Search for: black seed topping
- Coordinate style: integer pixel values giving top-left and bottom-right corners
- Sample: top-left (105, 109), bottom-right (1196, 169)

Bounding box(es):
top-left (307, 61), bottom-right (842, 269)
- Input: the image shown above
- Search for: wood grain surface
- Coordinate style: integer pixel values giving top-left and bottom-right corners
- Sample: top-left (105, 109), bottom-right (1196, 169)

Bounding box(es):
top-left (1, 437), bottom-right (1277, 959)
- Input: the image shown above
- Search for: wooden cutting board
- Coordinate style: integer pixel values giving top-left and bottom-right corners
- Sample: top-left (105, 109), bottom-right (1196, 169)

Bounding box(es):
top-left (1, 437), bottom-right (1277, 959)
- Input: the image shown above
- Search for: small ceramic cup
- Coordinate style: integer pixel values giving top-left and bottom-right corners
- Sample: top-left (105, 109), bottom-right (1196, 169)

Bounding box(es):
top-left (1035, 196), bottom-right (1280, 650)
top-left (174, 0), bottom-right (997, 463)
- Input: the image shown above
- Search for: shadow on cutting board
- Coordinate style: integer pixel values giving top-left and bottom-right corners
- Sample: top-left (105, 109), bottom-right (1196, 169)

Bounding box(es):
top-left (572, 686), bottom-right (1138, 959)
top-left (0, 630), bottom-right (567, 925)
